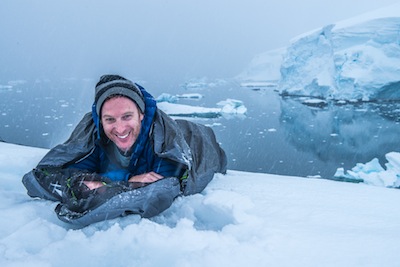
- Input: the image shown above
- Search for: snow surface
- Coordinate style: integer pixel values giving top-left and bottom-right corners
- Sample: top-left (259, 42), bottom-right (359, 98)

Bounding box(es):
top-left (1, 142), bottom-right (400, 267)
top-left (238, 2), bottom-right (400, 101)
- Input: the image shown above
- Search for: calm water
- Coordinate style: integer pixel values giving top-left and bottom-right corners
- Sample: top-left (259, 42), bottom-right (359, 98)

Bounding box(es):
top-left (2, 78), bottom-right (400, 179)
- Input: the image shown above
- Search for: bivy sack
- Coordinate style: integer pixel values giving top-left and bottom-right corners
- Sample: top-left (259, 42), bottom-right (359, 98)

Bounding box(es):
top-left (55, 176), bottom-right (181, 227)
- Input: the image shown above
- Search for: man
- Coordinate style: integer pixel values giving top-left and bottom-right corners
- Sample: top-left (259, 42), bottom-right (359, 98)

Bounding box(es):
top-left (22, 74), bottom-right (227, 226)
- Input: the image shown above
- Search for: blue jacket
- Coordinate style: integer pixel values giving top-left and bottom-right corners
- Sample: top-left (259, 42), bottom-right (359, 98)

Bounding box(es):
top-left (69, 84), bottom-right (183, 181)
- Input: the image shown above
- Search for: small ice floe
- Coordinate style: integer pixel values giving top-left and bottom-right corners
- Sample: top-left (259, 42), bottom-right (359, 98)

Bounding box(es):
top-left (302, 98), bottom-right (328, 108)
top-left (240, 81), bottom-right (277, 90)
top-left (217, 99), bottom-right (247, 115)
top-left (182, 82), bottom-right (208, 90)
top-left (156, 93), bottom-right (179, 103)
top-left (333, 152), bottom-right (400, 188)
top-left (8, 80), bottom-right (27, 86)
top-left (205, 122), bottom-right (222, 127)
top-left (157, 93), bottom-right (204, 104)
top-left (156, 93), bottom-right (204, 103)
top-left (180, 78), bottom-right (227, 90)
top-left (157, 98), bottom-right (247, 118)
top-left (157, 102), bottom-right (221, 118)
top-left (177, 93), bottom-right (203, 100)
top-left (0, 85), bottom-right (13, 90)
top-left (335, 99), bottom-right (347, 105)
top-left (59, 100), bottom-right (69, 108)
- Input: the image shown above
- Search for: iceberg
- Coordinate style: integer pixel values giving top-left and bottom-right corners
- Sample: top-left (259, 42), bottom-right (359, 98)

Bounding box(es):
top-left (279, 15), bottom-right (400, 101)
top-left (240, 3), bottom-right (400, 101)
top-left (236, 48), bottom-right (285, 88)
top-left (334, 152), bottom-right (400, 188)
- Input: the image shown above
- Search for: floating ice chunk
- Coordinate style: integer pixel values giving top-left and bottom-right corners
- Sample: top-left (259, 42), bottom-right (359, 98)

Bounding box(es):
top-left (177, 93), bottom-right (203, 100)
top-left (8, 80), bottom-right (27, 86)
top-left (157, 98), bottom-right (247, 118)
top-left (205, 122), bottom-right (222, 127)
top-left (0, 85), bottom-right (13, 89)
top-left (156, 93), bottom-right (178, 103)
top-left (156, 93), bottom-right (203, 103)
top-left (302, 98), bottom-right (328, 108)
top-left (217, 99), bottom-right (247, 114)
top-left (334, 153), bottom-right (400, 187)
top-left (157, 102), bottom-right (221, 118)
top-left (239, 82), bottom-right (278, 92)
top-left (181, 78), bottom-right (227, 90)
top-left (182, 82), bottom-right (208, 90)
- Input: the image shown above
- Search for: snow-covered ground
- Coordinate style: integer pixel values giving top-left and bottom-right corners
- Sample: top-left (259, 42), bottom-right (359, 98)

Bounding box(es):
top-left (1, 142), bottom-right (400, 267)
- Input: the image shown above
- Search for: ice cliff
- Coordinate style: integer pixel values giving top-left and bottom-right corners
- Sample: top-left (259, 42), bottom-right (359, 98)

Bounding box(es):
top-left (239, 3), bottom-right (400, 101)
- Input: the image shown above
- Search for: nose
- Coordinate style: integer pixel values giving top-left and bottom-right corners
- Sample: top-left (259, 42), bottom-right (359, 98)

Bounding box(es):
top-left (114, 119), bottom-right (126, 133)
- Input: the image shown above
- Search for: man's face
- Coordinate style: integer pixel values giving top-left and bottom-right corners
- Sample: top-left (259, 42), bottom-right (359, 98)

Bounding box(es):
top-left (101, 96), bottom-right (144, 152)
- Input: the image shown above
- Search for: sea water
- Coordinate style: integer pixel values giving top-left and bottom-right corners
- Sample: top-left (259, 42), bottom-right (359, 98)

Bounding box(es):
top-left (2, 78), bottom-right (400, 179)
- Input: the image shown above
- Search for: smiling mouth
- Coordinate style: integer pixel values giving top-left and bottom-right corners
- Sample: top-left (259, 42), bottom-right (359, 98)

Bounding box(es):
top-left (116, 132), bottom-right (130, 139)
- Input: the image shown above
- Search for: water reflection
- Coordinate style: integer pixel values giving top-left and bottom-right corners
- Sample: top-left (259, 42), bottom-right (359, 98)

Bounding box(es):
top-left (280, 97), bottom-right (400, 175)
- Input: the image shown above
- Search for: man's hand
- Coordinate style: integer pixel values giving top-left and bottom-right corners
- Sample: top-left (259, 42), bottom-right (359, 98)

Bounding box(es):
top-left (82, 172), bottom-right (163, 190)
top-left (83, 181), bottom-right (104, 190)
top-left (128, 171), bottom-right (163, 183)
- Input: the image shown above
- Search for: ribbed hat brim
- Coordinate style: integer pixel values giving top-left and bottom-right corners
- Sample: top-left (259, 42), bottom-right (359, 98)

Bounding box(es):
top-left (95, 81), bottom-right (145, 115)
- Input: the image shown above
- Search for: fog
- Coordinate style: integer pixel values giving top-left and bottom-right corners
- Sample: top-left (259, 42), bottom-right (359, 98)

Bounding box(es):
top-left (1, 0), bottom-right (399, 83)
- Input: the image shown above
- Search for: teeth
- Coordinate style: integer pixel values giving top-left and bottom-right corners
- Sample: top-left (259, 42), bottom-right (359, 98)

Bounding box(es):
top-left (117, 133), bottom-right (129, 139)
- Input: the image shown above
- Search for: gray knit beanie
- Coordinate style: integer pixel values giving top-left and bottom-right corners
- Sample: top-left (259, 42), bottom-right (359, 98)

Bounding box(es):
top-left (95, 75), bottom-right (145, 116)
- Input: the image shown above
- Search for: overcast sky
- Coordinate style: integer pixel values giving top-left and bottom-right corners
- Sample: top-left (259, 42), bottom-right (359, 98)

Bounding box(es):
top-left (1, 0), bottom-right (399, 83)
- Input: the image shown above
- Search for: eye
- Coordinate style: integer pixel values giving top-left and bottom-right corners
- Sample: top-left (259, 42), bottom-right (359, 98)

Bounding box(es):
top-left (122, 114), bottom-right (133, 120)
top-left (104, 117), bottom-right (115, 123)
